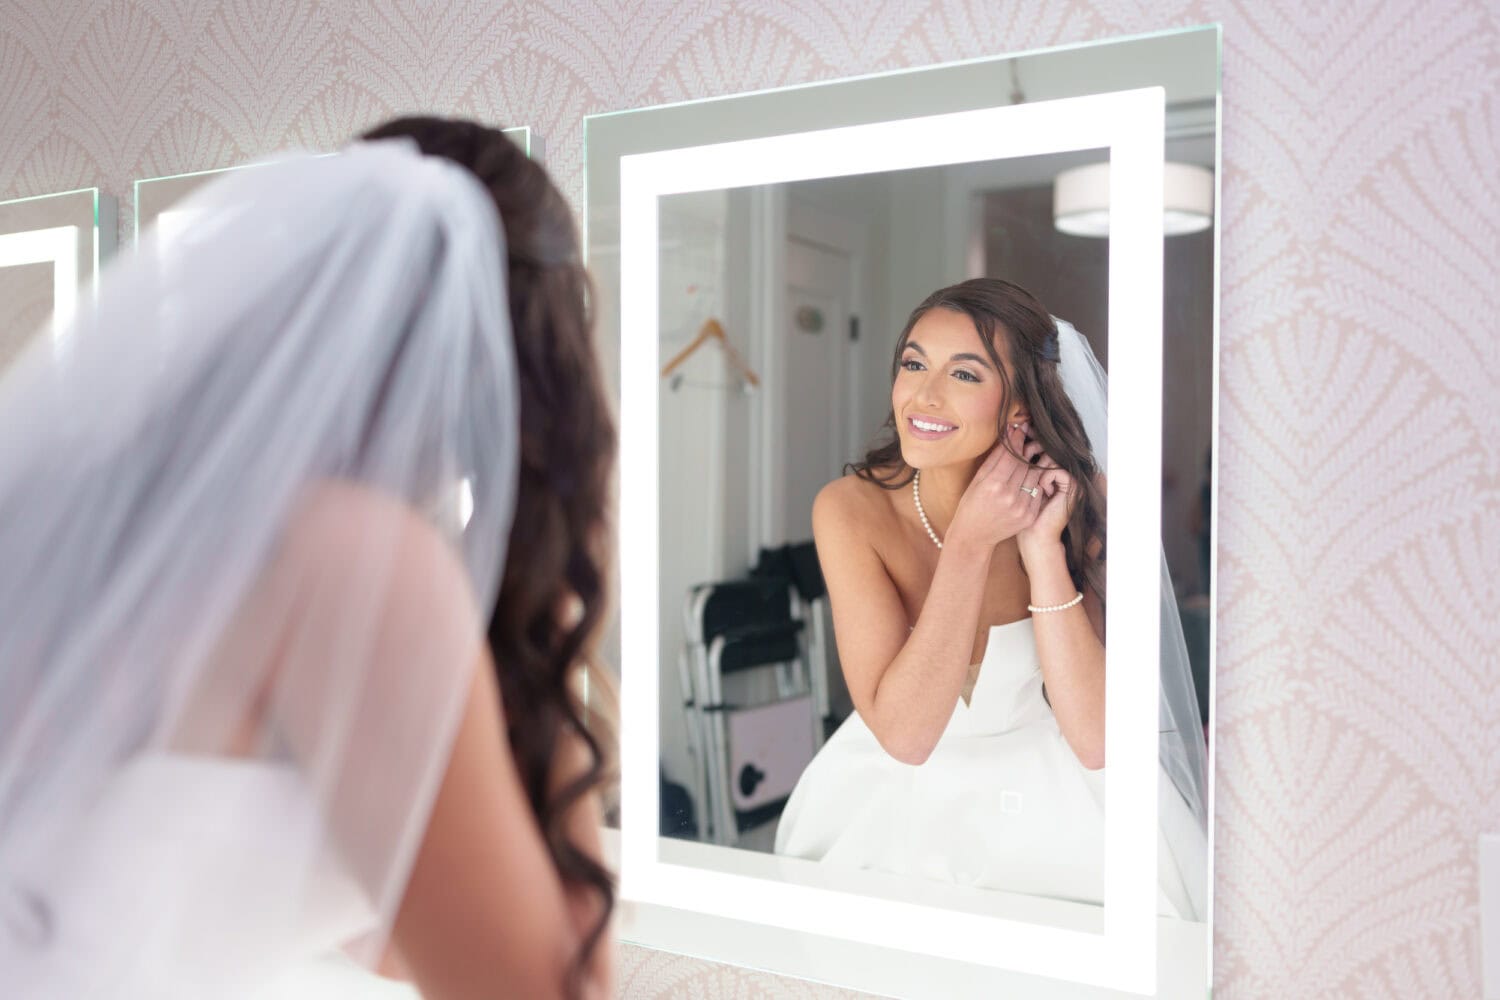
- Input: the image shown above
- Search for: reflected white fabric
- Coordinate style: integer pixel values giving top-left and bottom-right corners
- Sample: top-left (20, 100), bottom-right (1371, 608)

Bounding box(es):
top-left (775, 620), bottom-right (1205, 918)
top-left (0, 140), bottom-right (518, 998)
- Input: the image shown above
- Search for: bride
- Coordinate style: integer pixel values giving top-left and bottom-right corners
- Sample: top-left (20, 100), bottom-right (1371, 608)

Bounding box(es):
top-left (0, 119), bottom-right (616, 997)
top-left (774, 278), bottom-right (1207, 919)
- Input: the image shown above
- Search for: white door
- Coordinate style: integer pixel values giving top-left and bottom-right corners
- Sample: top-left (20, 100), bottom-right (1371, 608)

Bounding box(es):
top-left (781, 236), bottom-right (855, 541)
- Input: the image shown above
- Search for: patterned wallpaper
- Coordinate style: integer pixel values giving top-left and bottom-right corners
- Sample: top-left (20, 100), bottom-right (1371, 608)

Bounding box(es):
top-left (2, 1), bottom-right (1496, 996)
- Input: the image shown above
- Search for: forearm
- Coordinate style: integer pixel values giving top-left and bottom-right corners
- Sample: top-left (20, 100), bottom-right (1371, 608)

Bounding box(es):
top-left (1023, 542), bottom-right (1105, 768)
top-left (867, 539), bottom-right (993, 765)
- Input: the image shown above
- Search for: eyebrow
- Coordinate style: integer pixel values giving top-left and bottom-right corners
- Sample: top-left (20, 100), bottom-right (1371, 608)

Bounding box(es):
top-left (903, 341), bottom-right (995, 371)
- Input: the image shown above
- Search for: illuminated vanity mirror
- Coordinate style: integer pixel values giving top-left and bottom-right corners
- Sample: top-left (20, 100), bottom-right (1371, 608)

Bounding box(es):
top-left (133, 127), bottom-right (539, 247)
top-left (0, 189), bottom-right (116, 372)
top-left (588, 26), bottom-right (1218, 998)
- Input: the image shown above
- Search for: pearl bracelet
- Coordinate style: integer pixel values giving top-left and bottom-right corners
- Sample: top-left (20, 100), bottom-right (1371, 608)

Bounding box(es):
top-left (1028, 591), bottom-right (1084, 614)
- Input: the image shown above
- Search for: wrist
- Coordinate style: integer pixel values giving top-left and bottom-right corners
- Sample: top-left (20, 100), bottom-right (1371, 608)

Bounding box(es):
top-left (1020, 543), bottom-right (1076, 607)
top-left (940, 524), bottom-right (998, 564)
top-left (1017, 535), bottom-right (1065, 564)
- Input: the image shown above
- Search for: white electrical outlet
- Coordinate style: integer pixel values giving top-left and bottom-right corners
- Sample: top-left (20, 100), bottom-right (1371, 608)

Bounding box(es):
top-left (1482, 834), bottom-right (1500, 1000)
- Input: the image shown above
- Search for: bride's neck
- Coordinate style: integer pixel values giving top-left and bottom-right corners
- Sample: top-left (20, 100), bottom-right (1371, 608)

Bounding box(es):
top-left (912, 459), bottom-right (980, 533)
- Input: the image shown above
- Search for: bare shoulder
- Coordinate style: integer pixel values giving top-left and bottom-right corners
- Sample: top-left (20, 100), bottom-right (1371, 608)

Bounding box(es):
top-left (293, 478), bottom-right (428, 534)
top-left (813, 470), bottom-right (902, 535)
top-left (291, 480), bottom-right (449, 556)
top-left (280, 479), bottom-right (480, 621)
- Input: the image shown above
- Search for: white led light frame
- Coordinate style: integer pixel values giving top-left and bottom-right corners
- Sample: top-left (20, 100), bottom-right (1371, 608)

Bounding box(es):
top-left (0, 225), bottom-right (80, 339)
top-left (619, 87), bottom-right (1165, 993)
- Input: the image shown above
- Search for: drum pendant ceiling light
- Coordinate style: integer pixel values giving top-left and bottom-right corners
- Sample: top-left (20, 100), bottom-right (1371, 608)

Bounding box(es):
top-left (1053, 161), bottom-right (1214, 237)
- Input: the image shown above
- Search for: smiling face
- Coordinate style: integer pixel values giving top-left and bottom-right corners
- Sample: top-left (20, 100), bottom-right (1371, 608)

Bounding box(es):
top-left (892, 307), bottom-right (1025, 471)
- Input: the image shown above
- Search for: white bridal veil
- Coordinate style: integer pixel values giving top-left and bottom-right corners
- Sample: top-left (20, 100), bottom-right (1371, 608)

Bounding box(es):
top-left (0, 141), bottom-right (519, 998)
top-left (1053, 318), bottom-right (1209, 830)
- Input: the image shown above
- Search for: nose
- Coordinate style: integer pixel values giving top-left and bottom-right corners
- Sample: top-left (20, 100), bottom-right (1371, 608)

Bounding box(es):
top-left (913, 370), bottom-right (944, 409)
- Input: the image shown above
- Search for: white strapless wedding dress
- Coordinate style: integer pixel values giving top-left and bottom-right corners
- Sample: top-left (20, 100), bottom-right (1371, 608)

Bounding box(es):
top-left (0, 754), bottom-right (422, 999)
top-left (774, 619), bottom-right (1207, 919)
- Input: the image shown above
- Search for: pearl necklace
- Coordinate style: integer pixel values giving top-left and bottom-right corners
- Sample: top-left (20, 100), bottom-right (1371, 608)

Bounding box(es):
top-left (912, 470), bottom-right (943, 549)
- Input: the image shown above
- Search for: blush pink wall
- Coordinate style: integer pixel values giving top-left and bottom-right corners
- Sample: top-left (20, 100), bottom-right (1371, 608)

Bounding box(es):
top-left (1, 2), bottom-right (1496, 996)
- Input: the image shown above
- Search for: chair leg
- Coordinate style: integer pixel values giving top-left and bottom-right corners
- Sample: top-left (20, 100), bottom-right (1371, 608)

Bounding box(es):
top-left (708, 710), bottom-right (736, 846)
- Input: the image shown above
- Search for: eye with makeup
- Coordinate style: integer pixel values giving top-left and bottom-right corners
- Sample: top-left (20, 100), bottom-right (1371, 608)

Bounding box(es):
top-left (900, 355), bottom-right (982, 383)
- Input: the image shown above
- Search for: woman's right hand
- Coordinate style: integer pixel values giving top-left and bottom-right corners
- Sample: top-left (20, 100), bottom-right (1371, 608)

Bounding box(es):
top-left (946, 422), bottom-right (1048, 551)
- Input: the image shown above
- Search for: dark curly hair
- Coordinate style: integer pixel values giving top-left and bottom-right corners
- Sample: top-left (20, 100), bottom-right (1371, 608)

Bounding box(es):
top-left (851, 278), bottom-right (1106, 600)
top-left (361, 116), bottom-right (616, 995)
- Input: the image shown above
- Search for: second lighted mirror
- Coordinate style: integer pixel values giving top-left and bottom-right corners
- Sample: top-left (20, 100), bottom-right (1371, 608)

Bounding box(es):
top-left (133, 127), bottom-right (540, 247)
top-left (0, 189), bottom-right (116, 372)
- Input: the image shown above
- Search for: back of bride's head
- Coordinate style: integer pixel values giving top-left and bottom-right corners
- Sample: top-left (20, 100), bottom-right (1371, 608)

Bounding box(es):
top-left (360, 109), bottom-right (617, 938)
top-left (361, 115), bottom-right (617, 980)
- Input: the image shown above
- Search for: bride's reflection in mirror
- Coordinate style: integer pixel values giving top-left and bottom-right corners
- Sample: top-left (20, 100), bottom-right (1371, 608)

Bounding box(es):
top-left (773, 279), bottom-right (1203, 919)
top-left (657, 151), bottom-right (1212, 920)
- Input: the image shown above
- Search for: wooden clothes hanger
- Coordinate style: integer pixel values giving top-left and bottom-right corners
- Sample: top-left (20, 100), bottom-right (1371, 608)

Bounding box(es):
top-left (659, 317), bottom-right (760, 389)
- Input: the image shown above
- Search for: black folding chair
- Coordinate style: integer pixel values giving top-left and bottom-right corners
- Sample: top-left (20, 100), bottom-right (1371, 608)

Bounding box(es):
top-left (681, 577), bottom-right (820, 845)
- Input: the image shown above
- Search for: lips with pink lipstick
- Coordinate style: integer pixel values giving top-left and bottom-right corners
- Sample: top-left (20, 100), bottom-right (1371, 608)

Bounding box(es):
top-left (905, 414), bottom-right (958, 441)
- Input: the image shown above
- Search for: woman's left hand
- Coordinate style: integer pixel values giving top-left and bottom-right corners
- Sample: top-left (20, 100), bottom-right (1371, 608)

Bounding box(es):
top-left (1016, 451), bottom-right (1076, 558)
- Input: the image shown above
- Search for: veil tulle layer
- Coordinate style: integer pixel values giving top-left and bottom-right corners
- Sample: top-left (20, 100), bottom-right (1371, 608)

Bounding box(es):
top-left (1053, 317), bottom-right (1208, 829)
top-left (0, 141), bottom-right (519, 997)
